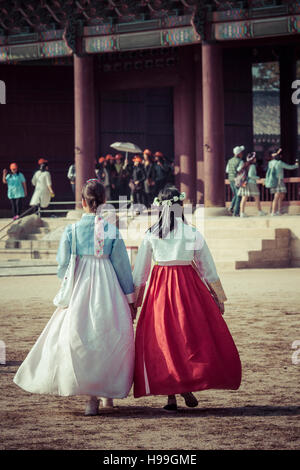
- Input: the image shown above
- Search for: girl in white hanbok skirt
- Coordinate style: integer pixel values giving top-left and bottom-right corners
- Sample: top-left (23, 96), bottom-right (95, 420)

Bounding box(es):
top-left (14, 180), bottom-right (136, 415)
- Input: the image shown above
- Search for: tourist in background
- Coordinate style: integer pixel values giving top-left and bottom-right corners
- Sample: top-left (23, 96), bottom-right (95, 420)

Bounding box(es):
top-left (225, 145), bottom-right (245, 217)
top-left (106, 154), bottom-right (117, 202)
top-left (30, 161), bottom-right (54, 210)
top-left (67, 163), bottom-right (76, 197)
top-left (114, 153), bottom-right (125, 200)
top-left (130, 155), bottom-right (146, 205)
top-left (143, 152), bottom-right (156, 208)
top-left (237, 152), bottom-right (266, 218)
top-left (266, 148), bottom-right (299, 216)
top-left (101, 155), bottom-right (114, 202)
top-left (95, 157), bottom-right (105, 183)
top-left (2, 163), bottom-right (27, 220)
top-left (155, 152), bottom-right (173, 186)
top-left (154, 152), bottom-right (168, 196)
top-left (121, 155), bottom-right (133, 201)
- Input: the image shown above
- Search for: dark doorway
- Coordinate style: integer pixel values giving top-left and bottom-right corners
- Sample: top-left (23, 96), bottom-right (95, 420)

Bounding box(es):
top-left (98, 87), bottom-right (174, 161)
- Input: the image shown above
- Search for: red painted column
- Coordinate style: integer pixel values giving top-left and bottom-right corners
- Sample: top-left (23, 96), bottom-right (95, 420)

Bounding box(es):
top-left (202, 43), bottom-right (226, 211)
top-left (173, 46), bottom-right (196, 205)
top-left (74, 54), bottom-right (96, 208)
top-left (195, 45), bottom-right (204, 205)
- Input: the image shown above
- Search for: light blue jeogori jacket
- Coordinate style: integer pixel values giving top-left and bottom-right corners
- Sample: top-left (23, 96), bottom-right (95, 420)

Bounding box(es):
top-left (56, 213), bottom-right (135, 302)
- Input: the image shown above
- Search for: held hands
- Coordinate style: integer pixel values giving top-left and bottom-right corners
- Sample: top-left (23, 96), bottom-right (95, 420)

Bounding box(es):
top-left (212, 293), bottom-right (225, 315)
top-left (129, 303), bottom-right (137, 323)
top-left (219, 302), bottom-right (225, 315)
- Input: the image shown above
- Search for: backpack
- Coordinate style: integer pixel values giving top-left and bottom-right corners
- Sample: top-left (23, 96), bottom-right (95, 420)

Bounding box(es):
top-left (234, 164), bottom-right (249, 188)
top-left (265, 163), bottom-right (278, 189)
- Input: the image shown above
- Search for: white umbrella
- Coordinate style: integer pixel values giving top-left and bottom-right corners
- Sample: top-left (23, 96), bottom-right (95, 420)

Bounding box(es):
top-left (110, 142), bottom-right (142, 159)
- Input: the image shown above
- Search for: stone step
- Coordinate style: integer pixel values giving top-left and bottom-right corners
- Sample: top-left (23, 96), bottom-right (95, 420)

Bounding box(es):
top-left (0, 258), bottom-right (58, 277)
top-left (1, 214), bottom-right (297, 269)
top-left (26, 226), bottom-right (51, 240)
top-left (0, 259), bottom-right (57, 267)
top-left (208, 248), bottom-right (250, 261)
top-left (0, 247), bottom-right (246, 264)
top-left (206, 238), bottom-right (263, 250)
top-left (202, 228), bottom-right (276, 239)
top-left (0, 265), bottom-right (58, 277)
top-left (0, 249), bottom-right (57, 260)
top-left (1, 237), bottom-right (264, 252)
top-left (0, 240), bottom-right (58, 249)
top-left (215, 261), bottom-right (236, 271)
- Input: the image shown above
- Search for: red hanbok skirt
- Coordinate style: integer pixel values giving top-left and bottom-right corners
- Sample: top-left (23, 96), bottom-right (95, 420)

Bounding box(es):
top-left (134, 265), bottom-right (242, 398)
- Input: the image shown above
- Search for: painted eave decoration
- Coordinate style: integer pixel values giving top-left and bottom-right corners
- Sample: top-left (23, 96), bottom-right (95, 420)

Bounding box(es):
top-left (0, 1), bottom-right (299, 62)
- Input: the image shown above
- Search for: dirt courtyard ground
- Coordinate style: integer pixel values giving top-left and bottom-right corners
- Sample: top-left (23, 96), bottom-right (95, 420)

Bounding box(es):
top-left (0, 268), bottom-right (299, 450)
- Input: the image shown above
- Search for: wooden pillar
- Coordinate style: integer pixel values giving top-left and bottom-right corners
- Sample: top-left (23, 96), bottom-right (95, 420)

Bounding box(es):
top-left (280, 48), bottom-right (298, 164)
top-left (195, 45), bottom-right (204, 205)
top-left (202, 43), bottom-right (226, 212)
top-left (223, 47), bottom-right (253, 161)
top-left (173, 47), bottom-right (196, 204)
top-left (74, 54), bottom-right (96, 208)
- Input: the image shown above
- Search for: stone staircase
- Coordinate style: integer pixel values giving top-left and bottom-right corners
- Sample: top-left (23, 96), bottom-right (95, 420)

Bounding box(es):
top-left (0, 213), bottom-right (299, 272)
top-left (206, 226), bottom-right (291, 270)
top-left (0, 216), bottom-right (71, 260)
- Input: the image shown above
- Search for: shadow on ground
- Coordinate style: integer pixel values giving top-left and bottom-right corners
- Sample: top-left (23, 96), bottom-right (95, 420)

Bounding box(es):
top-left (71, 405), bottom-right (300, 419)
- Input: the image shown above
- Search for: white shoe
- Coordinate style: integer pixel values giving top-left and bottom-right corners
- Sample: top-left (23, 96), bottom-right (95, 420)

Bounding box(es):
top-left (271, 212), bottom-right (280, 217)
top-left (84, 397), bottom-right (99, 416)
top-left (258, 211), bottom-right (266, 216)
top-left (101, 398), bottom-right (114, 409)
top-left (240, 213), bottom-right (248, 218)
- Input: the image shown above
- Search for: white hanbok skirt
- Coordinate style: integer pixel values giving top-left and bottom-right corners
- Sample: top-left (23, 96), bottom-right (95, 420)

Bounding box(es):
top-left (30, 187), bottom-right (51, 208)
top-left (13, 256), bottom-right (135, 398)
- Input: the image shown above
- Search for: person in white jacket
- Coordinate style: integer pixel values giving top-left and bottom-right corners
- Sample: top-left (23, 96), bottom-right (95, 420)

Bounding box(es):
top-left (30, 162), bottom-right (55, 209)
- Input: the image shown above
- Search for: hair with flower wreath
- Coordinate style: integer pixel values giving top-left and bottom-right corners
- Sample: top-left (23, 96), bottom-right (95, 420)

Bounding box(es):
top-left (149, 185), bottom-right (188, 239)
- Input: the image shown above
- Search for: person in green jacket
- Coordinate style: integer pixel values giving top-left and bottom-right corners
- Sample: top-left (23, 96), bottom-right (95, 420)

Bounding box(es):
top-left (266, 148), bottom-right (299, 216)
top-left (225, 145), bottom-right (245, 216)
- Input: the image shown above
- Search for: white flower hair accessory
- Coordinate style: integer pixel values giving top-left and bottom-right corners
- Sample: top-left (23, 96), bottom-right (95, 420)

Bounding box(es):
top-left (153, 192), bottom-right (185, 206)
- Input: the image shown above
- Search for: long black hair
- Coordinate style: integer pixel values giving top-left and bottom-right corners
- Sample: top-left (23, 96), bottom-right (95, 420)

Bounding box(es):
top-left (149, 185), bottom-right (188, 239)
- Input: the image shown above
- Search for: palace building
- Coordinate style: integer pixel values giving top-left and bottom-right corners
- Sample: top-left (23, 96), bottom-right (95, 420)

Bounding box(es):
top-left (0, 0), bottom-right (299, 214)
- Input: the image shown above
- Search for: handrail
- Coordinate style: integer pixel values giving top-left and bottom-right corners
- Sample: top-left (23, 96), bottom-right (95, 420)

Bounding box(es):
top-left (225, 177), bottom-right (300, 184)
top-left (0, 239), bottom-right (139, 263)
top-left (38, 199), bottom-right (131, 215)
top-left (225, 176), bottom-right (300, 204)
top-left (0, 206), bottom-right (36, 239)
top-left (0, 199), bottom-right (132, 239)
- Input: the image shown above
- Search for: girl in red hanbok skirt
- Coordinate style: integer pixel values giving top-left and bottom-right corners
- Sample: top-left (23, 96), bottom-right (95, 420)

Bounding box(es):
top-left (133, 185), bottom-right (242, 411)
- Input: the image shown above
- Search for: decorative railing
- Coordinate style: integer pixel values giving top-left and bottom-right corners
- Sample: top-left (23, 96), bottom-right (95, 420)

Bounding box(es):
top-left (225, 177), bottom-right (300, 204)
